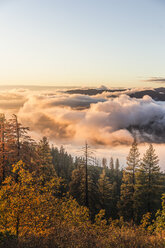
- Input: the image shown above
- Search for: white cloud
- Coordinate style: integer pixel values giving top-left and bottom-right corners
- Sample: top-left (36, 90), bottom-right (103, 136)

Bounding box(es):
top-left (0, 87), bottom-right (165, 147)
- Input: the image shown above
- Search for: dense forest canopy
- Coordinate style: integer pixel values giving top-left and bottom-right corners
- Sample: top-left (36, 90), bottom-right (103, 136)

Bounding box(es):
top-left (0, 113), bottom-right (165, 247)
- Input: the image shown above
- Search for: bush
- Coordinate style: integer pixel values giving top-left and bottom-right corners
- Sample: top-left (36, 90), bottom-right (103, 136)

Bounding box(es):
top-left (0, 231), bottom-right (17, 248)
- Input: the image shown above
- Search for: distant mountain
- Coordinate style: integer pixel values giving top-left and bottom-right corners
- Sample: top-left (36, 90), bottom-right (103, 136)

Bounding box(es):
top-left (66, 87), bottom-right (165, 101)
top-left (66, 88), bottom-right (126, 95)
top-left (129, 88), bottom-right (165, 101)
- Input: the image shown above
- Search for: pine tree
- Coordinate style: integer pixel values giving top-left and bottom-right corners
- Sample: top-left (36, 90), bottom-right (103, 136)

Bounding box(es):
top-left (51, 145), bottom-right (74, 184)
top-left (119, 140), bottom-right (140, 221)
top-left (98, 168), bottom-right (113, 219)
top-left (69, 165), bottom-right (85, 205)
top-left (102, 158), bottom-right (107, 168)
top-left (8, 114), bottom-right (35, 165)
top-left (134, 144), bottom-right (162, 222)
top-left (0, 114), bottom-right (7, 183)
top-left (0, 114), bottom-right (18, 183)
top-left (38, 136), bottom-right (53, 167)
top-left (74, 141), bottom-right (94, 208)
top-left (51, 146), bottom-right (60, 176)
top-left (115, 158), bottom-right (120, 171)
top-left (109, 157), bottom-right (114, 171)
top-left (37, 137), bottom-right (57, 184)
top-left (84, 142), bottom-right (89, 208)
top-left (114, 158), bottom-right (121, 193)
top-left (69, 164), bottom-right (100, 219)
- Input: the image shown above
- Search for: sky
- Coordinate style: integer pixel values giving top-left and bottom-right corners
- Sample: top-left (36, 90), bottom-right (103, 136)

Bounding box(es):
top-left (0, 0), bottom-right (165, 87)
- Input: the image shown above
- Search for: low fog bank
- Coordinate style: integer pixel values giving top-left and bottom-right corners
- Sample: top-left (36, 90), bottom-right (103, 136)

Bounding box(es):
top-left (0, 86), bottom-right (165, 168)
top-left (0, 86), bottom-right (165, 147)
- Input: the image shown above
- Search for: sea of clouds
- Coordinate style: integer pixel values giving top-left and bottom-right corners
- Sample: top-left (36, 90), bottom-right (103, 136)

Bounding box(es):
top-left (1, 86), bottom-right (165, 168)
top-left (0, 86), bottom-right (164, 145)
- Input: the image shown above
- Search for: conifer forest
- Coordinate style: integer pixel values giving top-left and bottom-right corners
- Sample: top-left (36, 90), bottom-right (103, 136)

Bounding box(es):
top-left (0, 114), bottom-right (164, 247)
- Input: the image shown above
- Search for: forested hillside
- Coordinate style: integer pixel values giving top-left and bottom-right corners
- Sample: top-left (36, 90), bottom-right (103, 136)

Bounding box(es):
top-left (0, 114), bottom-right (165, 247)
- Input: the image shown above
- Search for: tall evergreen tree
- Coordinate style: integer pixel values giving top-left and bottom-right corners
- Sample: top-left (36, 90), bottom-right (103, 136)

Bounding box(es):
top-left (69, 164), bottom-right (100, 219)
top-left (0, 114), bottom-right (34, 183)
top-left (0, 114), bottom-right (7, 183)
top-left (134, 144), bottom-right (162, 222)
top-left (37, 137), bottom-right (57, 185)
top-left (51, 145), bottom-right (74, 184)
top-left (8, 114), bottom-right (35, 165)
top-left (38, 136), bottom-right (53, 167)
top-left (115, 158), bottom-right (120, 171)
top-left (98, 168), bottom-right (113, 219)
top-left (102, 158), bottom-right (107, 168)
top-left (109, 157), bottom-right (114, 171)
top-left (114, 158), bottom-right (121, 197)
top-left (119, 140), bottom-right (140, 221)
top-left (75, 141), bottom-right (94, 208)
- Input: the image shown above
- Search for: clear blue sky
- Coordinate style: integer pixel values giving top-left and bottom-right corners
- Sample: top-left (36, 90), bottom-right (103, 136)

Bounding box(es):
top-left (0, 0), bottom-right (165, 87)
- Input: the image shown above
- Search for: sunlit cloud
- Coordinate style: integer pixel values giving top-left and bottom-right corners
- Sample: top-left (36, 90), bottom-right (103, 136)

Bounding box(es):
top-left (1, 87), bottom-right (165, 148)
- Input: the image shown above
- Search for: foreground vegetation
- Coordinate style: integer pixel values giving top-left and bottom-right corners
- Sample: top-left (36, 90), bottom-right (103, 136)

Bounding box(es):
top-left (0, 114), bottom-right (165, 247)
top-left (1, 221), bottom-right (165, 248)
